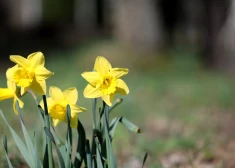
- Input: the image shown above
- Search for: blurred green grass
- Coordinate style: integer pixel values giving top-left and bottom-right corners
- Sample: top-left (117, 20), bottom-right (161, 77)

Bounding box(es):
top-left (0, 40), bottom-right (235, 167)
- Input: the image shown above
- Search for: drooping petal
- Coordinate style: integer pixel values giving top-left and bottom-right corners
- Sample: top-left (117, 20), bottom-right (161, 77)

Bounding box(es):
top-left (10, 55), bottom-right (29, 69)
top-left (94, 56), bottom-right (112, 75)
top-left (30, 79), bottom-right (46, 95)
top-left (70, 115), bottom-right (78, 128)
top-left (6, 65), bottom-right (18, 82)
top-left (49, 86), bottom-right (64, 101)
top-left (81, 72), bottom-right (101, 86)
top-left (63, 87), bottom-right (78, 104)
top-left (35, 66), bottom-right (54, 80)
top-left (110, 68), bottom-right (129, 78)
top-left (53, 119), bottom-right (61, 127)
top-left (27, 52), bottom-right (45, 68)
top-left (116, 79), bottom-right (129, 95)
top-left (83, 84), bottom-right (101, 98)
top-left (0, 88), bottom-right (14, 100)
top-left (13, 97), bottom-right (24, 114)
top-left (20, 85), bottom-right (30, 95)
top-left (70, 104), bottom-right (86, 115)
top-left (101, 93), bottom-right (114, 106)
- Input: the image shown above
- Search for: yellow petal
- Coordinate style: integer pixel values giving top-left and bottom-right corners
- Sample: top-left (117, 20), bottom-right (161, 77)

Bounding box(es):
top-left (40, 97), bottom-right (54, 111)
top-left (70, 104), bottom-right (86, 115)
top-left (101, 94), bottom-right (114, 106)
top-left (10, 55), bottom-right (29, 69)
top-left (0, 88), bottom-right (14, 100)
top-left (30, 79), bottom-right (46, 95)
top-left (63, 87), bottom-right (78, 104)
top-left (49, 86), bottom-right (64, 101)
top-left (81, 72), bottom-right (101, 86)
top-left (94, 56), bottom-right (112, 75)
top-left (116, 79), bottom-right (129, 95)
top-left (27, 52), bottom-right (45, 68)
top-left (70, 115), bottom-right (78, 128)
top-left (6, 65), bottom-right (18, 81)
top-left (13, 97), bottom-right (24, 114)
top-left (53, 119), bottom-right (61, 127)
top-left (7, 81), bottom-right (16, 92)
top-left (84, 84), bottom-right (101, 98)
top-left (35, 66), bottom-right (54, 80)
top-left (20, 86), bottom-right (30, 95)
top-left (110, 68), bottom-right (129, 78)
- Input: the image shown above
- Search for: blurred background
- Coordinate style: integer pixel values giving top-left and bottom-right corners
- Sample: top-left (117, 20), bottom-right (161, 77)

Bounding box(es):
top-left (0, 0), bottom-right (235, 167)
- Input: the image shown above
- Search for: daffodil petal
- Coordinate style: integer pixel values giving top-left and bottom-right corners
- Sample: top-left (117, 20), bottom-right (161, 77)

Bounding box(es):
top-left (6, 65), bottom-right (18, 81)
top-left (7, 81), bottom-right (16, 91)
top-left (30, 79), bottom-right (46, 95)
top-left (101, 93), bottom-right (114, 106)
top-left (116, 79), bottom-right (129, 95)
top-left (84, 84), bottom-right (101, 98)
top-left (35, 66), bottom-right (54, 80)
top-left (0, 88), bottom-right (14, 100)
top-left (40, 97), bottom-right (54, 111)
top-left (110, 68), bottom-right (129, 78)
top-left (70, 104), bottom-right (86, 115)
top-left (94, 56), bottom-right (112, 75)
top-left (49, 86), bottom-right (64, 101)
top-left (81, 72), bottom-right (101, 86)
top-left (27, 52), bottom-right (45, 68)
top-left (70, 115), bottom-right (78, 128)
top-left (10, 55), bottom-right (29, 69)
top-left (20, 86), bottom-right (30, 95)
top-left (53, 119), bottom-right (61, 127)
top-left (13, 97), bottom-right (24, 114)
top-left (63, 87), bottom-right (78, 104)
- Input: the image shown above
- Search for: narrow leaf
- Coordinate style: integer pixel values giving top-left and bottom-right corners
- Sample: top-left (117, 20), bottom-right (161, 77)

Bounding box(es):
top-left (142, 153), bottom-right (148, 168)
top-left (2, 135), bottom-right (13, 168)
top-left (0, 110), bottom-right (33, 167)
top-left (85, 140), bottom-right (92, 168)
top-left (44, 127), bottom-right (65, 168)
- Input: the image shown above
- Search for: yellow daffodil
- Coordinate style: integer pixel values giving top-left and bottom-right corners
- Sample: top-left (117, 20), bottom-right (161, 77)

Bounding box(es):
top-left (0, 80), bottom-right (24, 114)
top-left (81, 56), bottom-right (129, 106)
top-left (8, 52), bottom-right (54, 95)
top-left (40, 86), bottom-right (86, 128)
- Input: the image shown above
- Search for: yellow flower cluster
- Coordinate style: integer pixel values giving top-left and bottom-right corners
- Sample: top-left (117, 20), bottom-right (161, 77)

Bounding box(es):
top-left (0, 53), bottom-right (129, 128)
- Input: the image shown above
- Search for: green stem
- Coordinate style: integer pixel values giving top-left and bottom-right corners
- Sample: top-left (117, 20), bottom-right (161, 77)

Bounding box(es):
top-left (42, 95), bottom-right (54, 168)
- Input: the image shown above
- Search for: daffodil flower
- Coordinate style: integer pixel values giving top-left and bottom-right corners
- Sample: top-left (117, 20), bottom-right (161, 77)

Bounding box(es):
top-left (40, 86), bottom-right (86, 128)
top-left (0, 80), bottom-right (24, 114)
top-left (8, 52), bottom-right (54, 95)
top-left (81, 56), bottom-right (129, 106)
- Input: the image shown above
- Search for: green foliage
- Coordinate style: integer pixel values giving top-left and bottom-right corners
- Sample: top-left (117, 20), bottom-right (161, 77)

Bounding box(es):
top-left (1, 95), bottom-right (146, 167)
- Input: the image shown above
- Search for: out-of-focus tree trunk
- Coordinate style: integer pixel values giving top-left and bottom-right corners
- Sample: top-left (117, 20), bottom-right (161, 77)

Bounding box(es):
top-left (7, 0), bottom-right (42, 30)
top-left (216, 0), bottom-right (235, 73)
top-left (112, 0), bottom-right (162, 54)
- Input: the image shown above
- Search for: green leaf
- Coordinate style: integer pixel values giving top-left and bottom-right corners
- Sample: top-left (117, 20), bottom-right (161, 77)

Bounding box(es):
top-left (33, 132), bottom-right (42, 168)
top-left (2, 135), bottom-right (13, 168)
top-left (120, 117), bottom-right (142, 133)
top-left (95, 137), bottom-right (104, 168)
top-left (16, 101), bottom-right (41, 168)
top-left (142, 153), bottom-right (148, 168)
top-left (74, 119), bottom-right (86, 167)
top-left (103, 105), bottom-right (117, 168)
top-left (85, 140), bottom-right (92, 168)
top-left (109, 117), bottom-right (122, 141)
top-left (65, 105), bottom-right (72, 168)
top-left (0, 110), bottom-right (33, 167)
top-left (44, 127), bottom-right (65, 168)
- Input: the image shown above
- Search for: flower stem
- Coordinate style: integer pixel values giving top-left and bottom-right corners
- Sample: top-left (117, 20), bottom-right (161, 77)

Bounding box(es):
top-left (42, 95), bottom-right (54, 168)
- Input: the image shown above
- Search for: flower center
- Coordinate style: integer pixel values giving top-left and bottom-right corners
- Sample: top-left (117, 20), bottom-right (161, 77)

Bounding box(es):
top-left (13, 68), bottom-right (34, 87)
top-left (100, 75), bottom-right (117, 95)
top-left (49, 104), bottom-right (66, 120)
